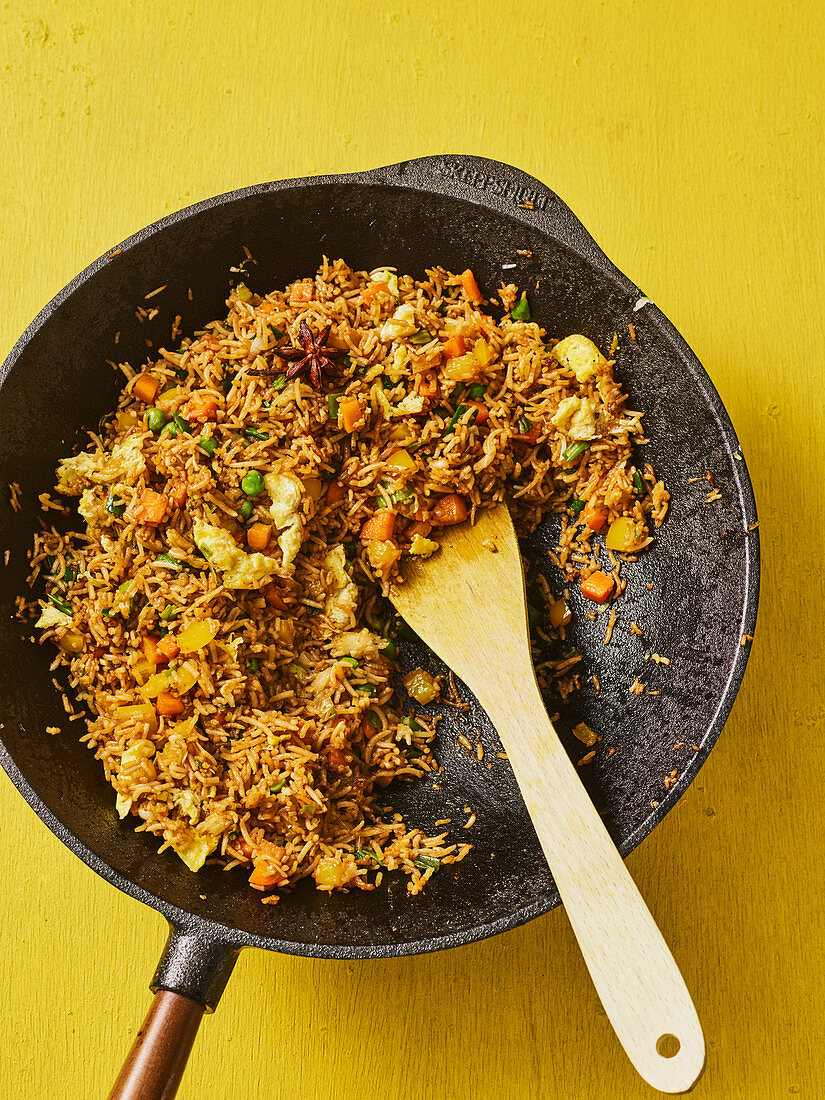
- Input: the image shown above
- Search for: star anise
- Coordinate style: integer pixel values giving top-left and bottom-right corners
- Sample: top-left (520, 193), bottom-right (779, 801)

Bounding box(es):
top-left (251, 320), bottom-right (345, 389)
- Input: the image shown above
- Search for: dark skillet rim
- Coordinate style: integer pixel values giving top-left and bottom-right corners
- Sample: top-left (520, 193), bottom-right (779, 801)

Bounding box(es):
top-left (0, 155), bottom-right (760, 959)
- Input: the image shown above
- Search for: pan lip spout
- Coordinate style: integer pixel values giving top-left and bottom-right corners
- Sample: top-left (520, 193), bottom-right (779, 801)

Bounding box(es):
top-left (0, 154), bottom-right (759, 957)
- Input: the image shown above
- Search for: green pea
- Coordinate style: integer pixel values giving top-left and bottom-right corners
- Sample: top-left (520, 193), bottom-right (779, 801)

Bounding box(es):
top-left (241, 470), bottom-right (264, 497)
top-left (247, 658), bottom-right (260, 673)
top-left (380, 638), bottom-right (398, 659)
top-left (147, 408), bottom-right (167, 433)
top-left (199, 436), bottom-right (217, 457)
top-left (238, 500), bottom-right (254, 521)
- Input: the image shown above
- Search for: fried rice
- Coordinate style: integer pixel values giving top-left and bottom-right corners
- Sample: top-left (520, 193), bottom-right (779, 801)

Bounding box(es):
top-left (26, 258), bottom-right (668, 900)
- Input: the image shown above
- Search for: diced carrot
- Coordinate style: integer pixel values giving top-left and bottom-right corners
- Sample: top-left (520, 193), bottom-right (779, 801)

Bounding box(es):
top-left (362, 281), bottom-right (392, 303)
top-left (443, 334), bottom-right (467, 360)
top-left (339, 398), bottom-right (363, 433)
top-left (257, 301), bottom-right (275, 315)
top-left (419, 372), bottom-right (438, 399)
top-left (247, 522), bottom-right (272, 551)
top-left (156, 691), bottom-right (185, 717)
top-left (168, 480), bottom-right (187, 509)
top-left (327, 747), bottom-right (350, 771)
top-left (360, 511), bottom-right (396, 542)
top-left (235, 838), bottom-right (253, 858)
top-left (515, 423), bottom-right (541, 443)
top-left (430, 493), bottom-right (468, 526)
top-left (249, 861), bottom-right (286, 889)
top-left (157, 635), bottom-right (180, 660)
top-left (467, 401), bottom-right (489, 425)
top-left (325, 480), bottom-right (344, 504)
top-left (131, 489), bottom-right (169, 525)
top-left (134, 374), bottom-right (160, 404)
top-left (580, 571), bottom-right (614, 604)
top-left (142, 634), bottom-right (164, 665)
top-left (458, 269), bottom-right (483, 303)
top-left (184, 393), bottom-right (218, 422)
top-left (263, 582), bottom-right (288, 612)
top-left (289, 279), bottom-right (314, 306)
top-left (583, 499), bottom-right (609, 532)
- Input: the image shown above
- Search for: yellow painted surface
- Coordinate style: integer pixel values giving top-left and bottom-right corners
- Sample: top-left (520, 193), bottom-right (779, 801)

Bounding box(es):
top-left (0, 1), bottom-right (821, 1097)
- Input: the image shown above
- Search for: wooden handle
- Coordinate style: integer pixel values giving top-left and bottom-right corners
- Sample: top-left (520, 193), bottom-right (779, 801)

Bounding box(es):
top-left (485, 685), bottom-right (706, 1094)
top-left (107, 990), bottom-right (205, 1100)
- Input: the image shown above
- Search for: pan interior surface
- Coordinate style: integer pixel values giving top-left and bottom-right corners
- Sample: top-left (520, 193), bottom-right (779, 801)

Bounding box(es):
top-left (0, 174), bottom-right (756, 953)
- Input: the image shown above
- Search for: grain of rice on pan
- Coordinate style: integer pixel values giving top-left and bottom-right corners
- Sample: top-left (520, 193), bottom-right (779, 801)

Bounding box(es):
top-left (26, 259), bottom-right (667, 900)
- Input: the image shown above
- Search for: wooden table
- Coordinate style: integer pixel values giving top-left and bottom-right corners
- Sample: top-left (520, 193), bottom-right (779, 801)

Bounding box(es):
top-left (0, 1), bottom-right (820, 1096)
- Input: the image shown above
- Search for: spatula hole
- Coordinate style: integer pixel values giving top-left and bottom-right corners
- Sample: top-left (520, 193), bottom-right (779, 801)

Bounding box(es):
top-left (656, 1033), bottom-right (681, 1058)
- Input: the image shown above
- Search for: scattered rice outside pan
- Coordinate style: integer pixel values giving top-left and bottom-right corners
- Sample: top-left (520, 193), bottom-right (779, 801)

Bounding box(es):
top-left (26, 259), bottom-right (667, 901)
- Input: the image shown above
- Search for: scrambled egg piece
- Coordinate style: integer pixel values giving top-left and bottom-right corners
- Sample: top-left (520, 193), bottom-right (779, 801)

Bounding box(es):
top-left (193, 521), bottom-right (279, 589)
top-left (324, 545), bottom-right (358, 630)
top-left (35, 604), bottom-right (71, 630)
top-left (330, 629), bottom-right (383, 659)
top-left (551, 395), bottom-right (599, 440)
top-left (371, 269), bottom-right (399, 297)
top-left (410, 534), bottom-right (439, 558)
top-left (116, 792), bottom-right (133, 819)
top-left (551, 334), bottom-right (606, 383)
top-left (57, 435), bottom-right (146, 494)
top-left (380, 303), bottom-right (418, 342)
top-left (264, 472), bottom-right (303, 570)
top-left (169, 789), bottom-right (201, 825)
top-left (393, 392), bottom-right (426, 417)
top-left (164, 826), bottom-right (218, 873)
top-left (385, 344), bottom-right (409, 383)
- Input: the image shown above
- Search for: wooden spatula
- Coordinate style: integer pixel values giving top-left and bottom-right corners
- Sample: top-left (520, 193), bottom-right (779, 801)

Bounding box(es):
top-left (389, 504), bottom-right (705, 1094)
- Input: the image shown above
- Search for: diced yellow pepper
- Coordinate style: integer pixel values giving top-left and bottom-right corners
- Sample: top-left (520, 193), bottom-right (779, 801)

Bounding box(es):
top-left (140, 671), bottom-right (171, 699)
top-left (132, 657), bottom-right (156, 685)
top-left (177, 618), bottom-right (220, 654)
top-left (385, 448), bottom-right (416, 474)
top-left (443, 354), bottom-right (479, 382)
top-left (473, 338), bottom-right (493, 366)
top-left (366, 539), bottom-right (401, 574)
top-left (170, 661), bottom-right (199, 694)
top-left (388, 424), bottom-right (414, 443)
top-left (549, 598), bottom-right (571, 628)
top-left (58, 631), bottom-right (85, 654)
top-left (155, 386), bottom-right (183, 412)
top-left (605, 517), bottom-right (640, 552)
top-left (402, 667), bottom-right (439, 705)
top-left (114, 703), bottom-right (158, 734)
top-left (303, 478), bottom-right (324, 501)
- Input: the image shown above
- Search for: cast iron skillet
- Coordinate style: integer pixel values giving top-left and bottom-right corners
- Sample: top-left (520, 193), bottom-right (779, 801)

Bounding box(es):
top-left (0, 155), bottom-right (759, 1097)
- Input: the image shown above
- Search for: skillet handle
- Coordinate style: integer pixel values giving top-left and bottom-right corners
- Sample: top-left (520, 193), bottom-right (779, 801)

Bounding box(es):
top-left (107, 924), bottom-right (238, 1100)
top-left (107, 990), bottom-right (205, 1100)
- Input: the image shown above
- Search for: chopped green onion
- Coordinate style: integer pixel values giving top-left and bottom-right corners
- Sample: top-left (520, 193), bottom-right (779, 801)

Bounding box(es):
top-left (289, 661), bottom-right (307, 681)
top-left (562, 441), bottom-right (589, 464)
top-left (61, 563), bottom-right (78, 583)
top-left (400, 715), bottom-right (424, 732)
top-left (172, 365), bottom-right (188, 380)
top-left (366, 610), bottom-right (384, 632)
top-left (300, 803), bottom-right (318, 815)
top-left (160, 603), bottom-right (180, 621)
top-left (355, 683), bottom-right (377, 696)
top-left (444, 403), bottom-right (470, 436)
top-left (269, 776), bottom-right (288, 794)
top-left (451, 382), bottom-right (466, 401)
top-left (156, 553), bottom-right (180, 571)
top-left (147, 408), bottom-right (166, 433)
top-left (570, 498), bottom-right (585, 517)
top-left (105, 493), bottom-right (126, 518)
top-left (235, 282), bottom-right (253, 303)
top-left (271, 375), bottom-right (288, 392)
top-left (343, 541), bottom-right (355, 559)
top-left (47, 593), bottom-right (71, 615)
top-left (375, 494), bottom-right (391, 510)
top-left (395, 619), bottom-right (417, 642)
top-left (511, 293), bottom-right (531, 321)
top-left (199, 436), bottom-right (217, 457)
top-left (221, 376), bottom-right (234, 393)
top-left (517, 416), bottom-right (532, 435)
top-left (172, 412), bottom-right (191, 435)
top-left (352, 846), bottom-right (384, 866)
top-left (408, 330), bottom-right (432, 345)
top-left (247, 658), bottom-right (260, 673)
top-left (101, 607), bottom-right (116, 619)
top-left (387, 485), bottom-right (414, 504)
top-left (633, 468), bottom-right (645, 494)
top-left (270, 326), bottom-right (284, 339)
top-left (415, 854), bottom-right (440, 871)
top-left (327, 393), bottom-right (340, 421)
top-left (339, 656), bottom-right (359, 667)
top-left (527, 603), bottom-right (542, 629)
top-left (244, 427), bottom-right (269, 441)
top-left (380, 637), bottom-right (398, 659)
top-left (241, 470), bottom-right (264, 497)
top-left (364, 709), bottom-right (382, 728)
top-left (468, 382), bottom-right (487, 399)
